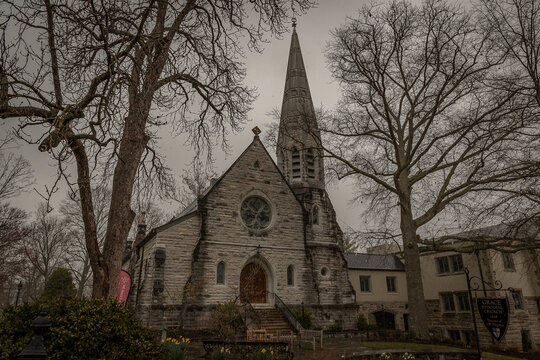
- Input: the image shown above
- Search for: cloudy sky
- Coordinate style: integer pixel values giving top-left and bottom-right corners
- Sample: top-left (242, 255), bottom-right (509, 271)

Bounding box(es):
top-left (6, 1), bottom-right (372, 231)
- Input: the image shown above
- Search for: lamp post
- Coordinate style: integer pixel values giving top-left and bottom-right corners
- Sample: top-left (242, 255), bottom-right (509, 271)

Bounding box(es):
top-left (15, 281), bottom-right (22, 307)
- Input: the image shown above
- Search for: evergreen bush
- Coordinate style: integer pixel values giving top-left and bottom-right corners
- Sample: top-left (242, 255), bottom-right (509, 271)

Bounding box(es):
top-left (42, 268), bottom-right (76, 300)
top-left (356, 313), bottom-right (369, 331)
top-left (0, 298), bottom-right (165, 359)
top-left (292, 305), bottom-right (312, 329)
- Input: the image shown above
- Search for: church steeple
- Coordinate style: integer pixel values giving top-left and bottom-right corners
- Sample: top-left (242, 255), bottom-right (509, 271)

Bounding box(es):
top-left (277, 22), bottom-right (325, 190)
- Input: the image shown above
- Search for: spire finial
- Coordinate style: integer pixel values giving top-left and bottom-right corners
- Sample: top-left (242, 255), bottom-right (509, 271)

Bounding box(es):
top-left (292, 17), bottom-right (297, 28)
top-left (252, 126), bottom-right (261, 136)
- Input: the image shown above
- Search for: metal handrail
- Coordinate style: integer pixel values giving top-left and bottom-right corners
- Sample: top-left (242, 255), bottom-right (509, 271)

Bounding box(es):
top-left (241, 299), bottom-right (261, 330)
top-left (268, 291), bottom-right (304, 333)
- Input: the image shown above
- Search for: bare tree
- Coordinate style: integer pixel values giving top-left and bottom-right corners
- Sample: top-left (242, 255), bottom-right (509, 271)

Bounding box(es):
top-left (479, 0), bottom-right (540, 107)
top-left (60, 186), bottom-right (110, 298)
top-left (323, 0), bottom-right (539, 338)
top-left (24, 203), bottom-right (68, 288)
top-left (0, 203), bottom-right (28, 305)
top-left (1, 0), bottom-right (314, 298)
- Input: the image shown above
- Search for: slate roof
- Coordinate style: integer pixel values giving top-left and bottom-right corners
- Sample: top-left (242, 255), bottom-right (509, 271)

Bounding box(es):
top-left (449, 220), bottom-right (539, 241)
top-left (344, 253), bottom-right (405, 271)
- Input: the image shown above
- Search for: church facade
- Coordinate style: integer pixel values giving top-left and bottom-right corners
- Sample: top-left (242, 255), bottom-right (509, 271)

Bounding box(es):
top-left (123, 26), bottom-right (358, 331)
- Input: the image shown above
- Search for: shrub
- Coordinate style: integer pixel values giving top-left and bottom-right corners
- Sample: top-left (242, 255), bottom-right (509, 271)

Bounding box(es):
top-left (379, 353), bottom-right (392, 360)
top-left (292, 305), bottom-right (312, 329)
top-left (0, 298), bottom-right (165, 360)
top-left (213, 301), bottom-right (243, 341)
top-left (356, 314), bottom-right (369, 331)
top-left (42, 268), bottom-right (76, 300)
top-left (162, 337), bottom-right (189, 360)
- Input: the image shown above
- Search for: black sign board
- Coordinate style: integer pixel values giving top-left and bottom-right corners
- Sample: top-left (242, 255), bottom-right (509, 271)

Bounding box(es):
top-left (476, 298), bottom-right (509, 342)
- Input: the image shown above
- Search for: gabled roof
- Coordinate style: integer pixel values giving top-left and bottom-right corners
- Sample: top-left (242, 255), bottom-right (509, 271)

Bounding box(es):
top-left (133, 135), bottom-right (306, 250)
top-left (344, 253), bottom-right (405, 271)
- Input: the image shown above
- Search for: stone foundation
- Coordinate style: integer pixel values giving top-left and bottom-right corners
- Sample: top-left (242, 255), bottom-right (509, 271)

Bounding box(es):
top-left (309, 303), bottom-right (359, 330)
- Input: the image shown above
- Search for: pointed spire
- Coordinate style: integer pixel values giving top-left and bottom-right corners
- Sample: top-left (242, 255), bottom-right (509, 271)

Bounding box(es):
top-left (280, 25), bottom-right (315, 120)
top-left (277, 26), bottom-right (325, 190)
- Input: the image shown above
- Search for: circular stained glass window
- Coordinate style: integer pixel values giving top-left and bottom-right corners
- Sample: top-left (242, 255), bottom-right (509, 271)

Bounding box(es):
top-left (241, 196), bottom-right (272, 230)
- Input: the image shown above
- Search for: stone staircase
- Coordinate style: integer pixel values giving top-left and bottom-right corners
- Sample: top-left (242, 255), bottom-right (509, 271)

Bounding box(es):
top-left (254, 307), bottom-right (295, 337)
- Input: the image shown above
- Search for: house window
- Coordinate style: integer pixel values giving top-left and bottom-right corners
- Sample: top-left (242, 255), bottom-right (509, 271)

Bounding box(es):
top-left (306, 149), bottom-right (315, 179)
top-left (386, 276), bottom-right (397, 292)
top-left (312, 206), bottom-right (319, 225)
top-left (536, 299), bottom-right (540, 314)
top-left (437, 254), bottom-right (463, 274)
top-left (441, 293), bottom-right (456, 311)
top-left (437, 257), bottom-right (450, 274)
top-left (450, 254), bottom-right (463, 272)
top-left (217, 261), bottom-right (225, 284)
top-left (456, 292), bottom-right (471, 311)
top-left (287, 265), bottom-right (294, 286)
top-left (502, 253), bottom-right (515, 270)
top-left (512, 290), bottom-right (524, 310)
top-left (292, 148), bottom-right (301, 179)
top-left (448, 330), bottom-right (461, 342)
top-left (360, 276), bottom-right (371, 292)
top-left (321, 267), bottom-right (328, 276)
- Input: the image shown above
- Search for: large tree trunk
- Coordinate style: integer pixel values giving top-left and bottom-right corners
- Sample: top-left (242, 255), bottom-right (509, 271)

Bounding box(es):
top-left (398, 177), bottom-right (430, 339)
top-left (98, 108), bottom-right (150, 298)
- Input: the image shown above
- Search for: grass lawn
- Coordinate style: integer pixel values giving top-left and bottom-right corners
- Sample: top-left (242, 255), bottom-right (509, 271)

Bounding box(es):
top-left (360, 341), bottom-right (457, 351)
top-left (360, 342), bottom-right (522, 360)
top-left (482, 353), bottom-right (522, 360)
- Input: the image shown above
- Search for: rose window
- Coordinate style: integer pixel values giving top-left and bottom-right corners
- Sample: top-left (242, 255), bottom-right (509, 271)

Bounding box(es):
top-left (241, 196), bottom-right (272, 230)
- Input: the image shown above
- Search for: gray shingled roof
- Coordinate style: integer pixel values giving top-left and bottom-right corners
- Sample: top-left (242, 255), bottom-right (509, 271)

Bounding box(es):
top-left (344, 253), bottom-right (405, 271)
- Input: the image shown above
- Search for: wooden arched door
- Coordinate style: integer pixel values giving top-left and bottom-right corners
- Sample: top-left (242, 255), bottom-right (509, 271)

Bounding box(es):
top-left (240, 263), bottom-right (267, 303)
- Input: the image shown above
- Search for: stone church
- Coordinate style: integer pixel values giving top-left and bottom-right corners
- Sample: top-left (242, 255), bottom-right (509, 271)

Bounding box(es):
top-left (123, 25), bottom-right (358, 331)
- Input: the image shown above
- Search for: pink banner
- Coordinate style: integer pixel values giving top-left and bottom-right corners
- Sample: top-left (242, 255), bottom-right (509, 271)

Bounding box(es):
top-left (117, 270), bottom-right (132, 306)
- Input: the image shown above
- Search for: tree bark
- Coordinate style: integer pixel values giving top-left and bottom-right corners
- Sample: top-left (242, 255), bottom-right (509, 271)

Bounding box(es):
top-left (99, 108), bottom-right (149, 298)
top-left (398, 174), bottom-right (430, 339)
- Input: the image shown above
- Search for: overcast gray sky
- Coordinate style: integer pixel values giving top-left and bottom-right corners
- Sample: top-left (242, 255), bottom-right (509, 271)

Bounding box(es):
top-left (5, 1), bottom-right (373, 231)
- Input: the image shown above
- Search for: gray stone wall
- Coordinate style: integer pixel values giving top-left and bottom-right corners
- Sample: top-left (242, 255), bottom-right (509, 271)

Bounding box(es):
top-left (191, 138), bottom-right (319, 306)
top-left (126, 137), bottom-right (358, 332)
top-left (426, 296), bottom-right (540, 350)
top-left (357, 301), bottom-right (408, 331)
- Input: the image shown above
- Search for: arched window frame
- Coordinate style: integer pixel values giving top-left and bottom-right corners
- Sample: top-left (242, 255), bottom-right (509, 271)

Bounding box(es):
top-left (217, 261), bottom-right (225, 285)
top-left (291, 147), bottom-right (301, 179)
top-left (287, 265), bottom-right (294, 286)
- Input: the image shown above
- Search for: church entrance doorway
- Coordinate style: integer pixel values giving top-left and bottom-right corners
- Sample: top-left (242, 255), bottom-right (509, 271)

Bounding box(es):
top-left (240, 263), bottom-right (267, 303)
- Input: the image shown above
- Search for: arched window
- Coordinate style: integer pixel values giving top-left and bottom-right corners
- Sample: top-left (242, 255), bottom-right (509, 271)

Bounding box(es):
top-left (306, 149), bottom-right (315, 179)
top-left (291, 148), bottom-right (301, 179)
top-left (287, 265), bottom-right (294, 286)
top-left (312, 206), bottom-right (319, 225)
top-left (217, 261), bottom-right (225, 284)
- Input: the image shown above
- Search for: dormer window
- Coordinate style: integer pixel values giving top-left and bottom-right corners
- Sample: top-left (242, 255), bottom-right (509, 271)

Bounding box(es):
top-left (292, 148), bottom-right (301, 179)
top-left (306, 149), bottom-right (315, 179)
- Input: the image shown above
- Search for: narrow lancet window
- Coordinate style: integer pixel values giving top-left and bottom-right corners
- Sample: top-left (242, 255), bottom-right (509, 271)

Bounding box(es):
top-left (217, 261), bottom-right (225, 284)
top-left (287, 265), bottom-right (294, 286)
top-left (292, 148), bottom-right (301, 179)
top-left (306, 149), bottom-right (315, 179)
top-left (312, 206), bottom-right (319, 225)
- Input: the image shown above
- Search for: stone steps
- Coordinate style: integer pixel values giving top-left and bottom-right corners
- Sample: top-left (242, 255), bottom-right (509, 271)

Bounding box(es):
top-left (254, 308), bottom-right (295, 336)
